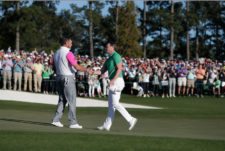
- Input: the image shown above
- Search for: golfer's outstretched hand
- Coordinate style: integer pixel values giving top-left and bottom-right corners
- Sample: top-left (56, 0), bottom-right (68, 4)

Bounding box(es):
top-left (93, 70), bottom-right (101, 75)
top-left (87, 68), bottom-right (94, 75)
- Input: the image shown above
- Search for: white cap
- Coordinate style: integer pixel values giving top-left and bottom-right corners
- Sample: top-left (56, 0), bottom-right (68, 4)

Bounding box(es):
top-left (98, 56), bottom-right (102, 60)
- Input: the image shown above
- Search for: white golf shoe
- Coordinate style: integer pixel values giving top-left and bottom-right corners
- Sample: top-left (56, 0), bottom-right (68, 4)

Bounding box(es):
top-left (69, 124), bottom-right (83, 129)
top-left (51, 121), bottom-right (64, 128)
top-left (129, 118), bottom-right (138, 131)
top-left (97, 126), bottom-right (110, 131)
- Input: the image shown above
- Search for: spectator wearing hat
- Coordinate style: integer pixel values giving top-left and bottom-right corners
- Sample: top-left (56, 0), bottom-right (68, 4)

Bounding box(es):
top-left (7, 46), bottom-right (11, 53)
top-left (212, 78), bottom-right (221, 97)
top-left (177, 64), bottom-right (188, 96)
top-left (195, 64), bottom-right (206, 98)
top-left (33, 57), bottom-right (44, 93)
top-left (161, 70), bottom-right (169, 98)
top-left (13, 55), bottom-right (24, 91)
top-left (23, 57), bottom-right (34, 92)
top-left (2, 54), bottom-right (13, 90)
top-left (88, 68), bottom-right (97, 97)
top-left (208, 68), bottom-right (218, 94)
top-left (168, 65), bottom-right (176, 98)
top-left (128, 65), bottom-right (137, 82)
top-left (77, 61), bottom-right (86, 80)
top-left (42, 62), bottom-right (53, 94)
top-left (186, 66), bottom-right (196, 96)
top-left (127, 62), bottom-right (138, 93)
top-left (152, 67), bottom-right (160, 96)
top-left (142, 66), bottom-right (150, 97)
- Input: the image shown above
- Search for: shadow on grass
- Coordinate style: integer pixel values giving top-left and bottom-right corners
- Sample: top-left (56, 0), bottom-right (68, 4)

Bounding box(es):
top-left (0, 118), bottom-right (52, 127)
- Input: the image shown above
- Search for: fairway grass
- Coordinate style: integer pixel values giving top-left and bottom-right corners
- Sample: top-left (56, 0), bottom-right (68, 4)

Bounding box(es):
top-left (0, 95), bottom-right (225, 151)
top-left (1, 131), bottom-right (225, 151)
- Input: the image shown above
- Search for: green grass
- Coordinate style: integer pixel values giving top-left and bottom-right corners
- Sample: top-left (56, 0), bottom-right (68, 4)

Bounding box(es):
top-left (1, 131), bottom-right (225, 151)
top-left (0, 95), bottom-right (225, 151)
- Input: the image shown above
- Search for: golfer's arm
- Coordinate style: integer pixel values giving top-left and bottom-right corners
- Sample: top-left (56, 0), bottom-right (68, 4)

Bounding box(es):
top-left (111, 62), bottom-right (123, 81)
top-left (73, 64), bottom-right (87, 72)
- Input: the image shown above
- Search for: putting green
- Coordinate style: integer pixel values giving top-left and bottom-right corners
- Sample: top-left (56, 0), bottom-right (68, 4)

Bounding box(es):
top-left (0, 95), bottom-right (225, 151)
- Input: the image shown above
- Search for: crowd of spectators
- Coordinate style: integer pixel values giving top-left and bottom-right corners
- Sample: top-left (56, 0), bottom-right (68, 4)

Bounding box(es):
top-left (0, 49), bottom-right (55, 94)
top-left (0, 48), bottom-right (225, 98)
top-left (122, 57), bottom-right (225, 98)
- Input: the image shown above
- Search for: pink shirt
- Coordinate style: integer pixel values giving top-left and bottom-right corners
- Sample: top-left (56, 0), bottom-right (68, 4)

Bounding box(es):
top-left (196, 69), bottom-right (205, 80)
top-left (66, 52), bottom-right (77, 66)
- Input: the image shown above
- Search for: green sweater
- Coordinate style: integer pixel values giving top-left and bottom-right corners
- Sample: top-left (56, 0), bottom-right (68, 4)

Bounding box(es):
top-left (42, 68), bottom-right (53, 79)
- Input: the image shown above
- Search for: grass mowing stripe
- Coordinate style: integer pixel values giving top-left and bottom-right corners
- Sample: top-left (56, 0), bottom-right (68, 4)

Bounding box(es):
top-left (0, 131), bottom-right (225, 151)
top-left (1, 98), bottom-right (225, 119)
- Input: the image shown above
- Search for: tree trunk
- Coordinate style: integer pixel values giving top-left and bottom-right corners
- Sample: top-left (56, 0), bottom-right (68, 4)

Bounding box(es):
top-left (16, 1), bottom-right (20, 53)
top-left (89, 1), bottom-right (94, 59)
top-left (195, 27), bottom-right (199, 60)
top-left (215, 22), bottom-right (219, 58)
top-left (115, 1), bottom-right (119, 43)
top-left (186, 0), bottom-right (190, 60)
top-left (143, 0), bottom-right (147, 59)
top-left (170, 0), bottom-right (174, 60)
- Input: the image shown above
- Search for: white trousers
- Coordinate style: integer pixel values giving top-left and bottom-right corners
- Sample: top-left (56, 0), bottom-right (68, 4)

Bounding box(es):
top-left (102, 78), bottom-right (133, 129)
top-left (169, 78), bottom-right (176, 97)
top-left (102, 78), bottom-right (109, 96)
top-left (88, 84), bottom-right (95, 97)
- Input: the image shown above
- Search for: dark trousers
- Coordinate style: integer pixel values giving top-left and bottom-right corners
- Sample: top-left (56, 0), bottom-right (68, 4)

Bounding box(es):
top-left (42, 78), bottom-right (49, 92)
top-left (142, 82), bottom-right (149, 94)
top-left (162, 85), bottom-right (169, 95)
top-left (153, 84), bottom-right (159, 95)
top-left (196, 79), bottom-right (204, 95)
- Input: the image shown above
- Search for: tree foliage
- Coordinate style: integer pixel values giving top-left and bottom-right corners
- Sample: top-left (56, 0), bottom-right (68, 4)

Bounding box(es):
top-left (0, 1), bottom-right (224, 60)
top-left (117, 1), bottom-right (142, 57)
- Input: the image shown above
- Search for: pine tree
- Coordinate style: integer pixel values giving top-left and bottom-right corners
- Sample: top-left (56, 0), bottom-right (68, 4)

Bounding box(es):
top-left (117, 1), bottom-right (141, 57)
top-left (70, 1), bottom-right (104, 56)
